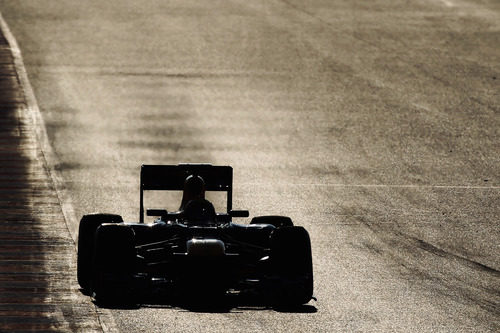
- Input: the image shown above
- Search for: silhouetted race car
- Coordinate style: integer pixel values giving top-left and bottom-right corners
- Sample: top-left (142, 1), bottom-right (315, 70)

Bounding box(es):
top-left (77, 164), bottom-right (313, 306)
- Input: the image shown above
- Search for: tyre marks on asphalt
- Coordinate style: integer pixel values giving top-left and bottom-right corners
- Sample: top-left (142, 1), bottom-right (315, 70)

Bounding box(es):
top-left (0, 18), bottom-right (107, 333)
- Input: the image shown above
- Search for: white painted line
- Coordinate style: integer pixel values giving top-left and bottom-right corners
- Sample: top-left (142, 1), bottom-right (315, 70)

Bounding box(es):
top-left (242, 183), bottom-right (500, 190)
top-left (0, 11), bottom-right (119, 333)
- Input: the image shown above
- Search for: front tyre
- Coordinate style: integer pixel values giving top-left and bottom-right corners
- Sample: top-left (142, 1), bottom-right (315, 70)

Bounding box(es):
top-left (77, 213), bottom-right (123, 292)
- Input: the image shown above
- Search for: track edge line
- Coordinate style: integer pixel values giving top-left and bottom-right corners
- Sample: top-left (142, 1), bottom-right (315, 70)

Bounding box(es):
top-left (0, 11), bottom-right (120, 333)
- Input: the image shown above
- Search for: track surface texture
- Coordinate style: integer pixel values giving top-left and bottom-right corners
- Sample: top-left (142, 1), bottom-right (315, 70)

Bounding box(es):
top-left (0, 0), bottom-right (499, 332)
top-left (0, 22), bottom-right (115, 332)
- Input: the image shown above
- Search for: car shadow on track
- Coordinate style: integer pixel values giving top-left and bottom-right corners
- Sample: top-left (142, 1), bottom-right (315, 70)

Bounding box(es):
top-left (84, 289), bottom-right (317, 313)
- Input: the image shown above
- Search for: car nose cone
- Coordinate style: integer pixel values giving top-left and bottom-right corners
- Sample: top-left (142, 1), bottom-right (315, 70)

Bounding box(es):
top-left (187, 238), bottom-right (226, 256)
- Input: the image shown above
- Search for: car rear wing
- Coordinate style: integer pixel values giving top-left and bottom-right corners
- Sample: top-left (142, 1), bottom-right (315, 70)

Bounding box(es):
top-left (139, 164), bottom-right (234, 222)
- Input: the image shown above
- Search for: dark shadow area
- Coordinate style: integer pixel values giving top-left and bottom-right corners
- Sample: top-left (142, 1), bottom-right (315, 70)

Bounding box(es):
top-left (89, 290), bottom-right (317, 314)
top-left (0, 33), bottom-right (52, 330)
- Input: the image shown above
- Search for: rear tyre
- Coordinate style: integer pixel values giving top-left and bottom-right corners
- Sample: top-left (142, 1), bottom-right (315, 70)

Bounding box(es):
top-left (91, 224), bottom-right (136, 304)
top-left (250, 215), bottom-right (293, 228)
top-left (269, 226), bottom-right (313, 306)
top-left (77, 213), bottom-right (123, 292)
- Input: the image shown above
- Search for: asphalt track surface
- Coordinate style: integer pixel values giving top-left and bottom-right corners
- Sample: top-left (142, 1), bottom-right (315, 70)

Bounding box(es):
top-left (0, 0), bottom-right (499, 332)
top-left (0, 22), bottom-right (113, 331)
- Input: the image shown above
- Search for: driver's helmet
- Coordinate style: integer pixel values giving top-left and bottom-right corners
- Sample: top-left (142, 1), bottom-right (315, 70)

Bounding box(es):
top-left (180, 174), bottom-right (206, 210)
top-left (183, 199), bottom-right (216, 224)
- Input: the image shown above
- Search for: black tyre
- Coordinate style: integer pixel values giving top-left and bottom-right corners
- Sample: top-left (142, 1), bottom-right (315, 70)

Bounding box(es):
top-left (77, 213), bottom-right (123, 292)
top-left (269, 226), bottom-right (313, 306)
top-left (250, 215), bottom-right (293, 228)
top-left (91, 223), bottom-right (136, 303)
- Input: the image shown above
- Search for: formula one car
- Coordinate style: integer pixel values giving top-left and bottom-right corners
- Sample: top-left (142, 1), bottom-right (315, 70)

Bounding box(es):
top-left (77, 164), bottom-right (313, 306)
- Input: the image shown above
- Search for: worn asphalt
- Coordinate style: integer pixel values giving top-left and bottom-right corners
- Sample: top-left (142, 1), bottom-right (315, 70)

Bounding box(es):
top-left (0, 21), bottom-right (116, 332)
top-left (0, 0), bottom-right (499, 332)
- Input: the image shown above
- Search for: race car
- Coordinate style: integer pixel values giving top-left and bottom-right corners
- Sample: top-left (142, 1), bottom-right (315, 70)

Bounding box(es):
top-left (77, 164), bottom-right (313, 306)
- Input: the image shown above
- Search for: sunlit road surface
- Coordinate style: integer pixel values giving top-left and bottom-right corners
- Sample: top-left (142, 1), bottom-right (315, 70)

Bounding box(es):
top-left (1, 0), bottom-right (499, 331)
top-left (0, 25), bottom-right (112, 331)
